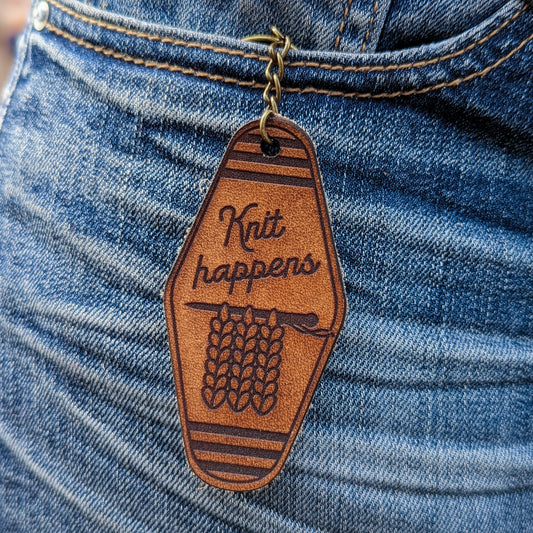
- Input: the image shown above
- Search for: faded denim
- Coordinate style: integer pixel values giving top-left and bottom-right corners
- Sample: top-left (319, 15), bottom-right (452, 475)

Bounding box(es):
top-left (0, 0), bottom-right (532, 531)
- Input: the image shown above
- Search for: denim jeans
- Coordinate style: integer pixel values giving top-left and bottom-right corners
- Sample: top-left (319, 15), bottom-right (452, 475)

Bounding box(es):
top-left (0, 0), bottom-right (532, 531)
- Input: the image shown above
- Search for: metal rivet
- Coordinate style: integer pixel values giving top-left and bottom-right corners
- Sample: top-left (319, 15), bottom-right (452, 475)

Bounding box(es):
top-left (32, 1), bottom-right (49, 32)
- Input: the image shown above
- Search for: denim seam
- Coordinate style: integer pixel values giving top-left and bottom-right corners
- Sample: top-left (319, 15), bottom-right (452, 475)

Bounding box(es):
top-left (45, 22), bottom-right (533, 98)
top-left (333, 0), bottom-right (355, 51)
top-left (289, 4), bottom-right (527, 71)
top-left (361, 0), bottom-right (380, 53)
top-left (47, 0), bottom-right (269, 61)
top-left (48, 0), bottom-right (527, 73)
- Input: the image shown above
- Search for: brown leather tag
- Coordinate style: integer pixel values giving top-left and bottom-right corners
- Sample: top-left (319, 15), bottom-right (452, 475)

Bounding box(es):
top-left (164, 115), bottom-right (346, 491)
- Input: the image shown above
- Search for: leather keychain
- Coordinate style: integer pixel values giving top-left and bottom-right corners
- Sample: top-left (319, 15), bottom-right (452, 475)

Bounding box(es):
top-left (164, 27), bottom-right (346, 491)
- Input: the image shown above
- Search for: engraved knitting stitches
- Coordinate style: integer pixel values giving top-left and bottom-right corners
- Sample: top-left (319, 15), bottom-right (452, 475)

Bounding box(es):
top-left (252, 309), bottom-right (283, 415)
top-left (201, 304), bottom-right (283, 416)
top-left (202, 303), bottom-right (233, 409)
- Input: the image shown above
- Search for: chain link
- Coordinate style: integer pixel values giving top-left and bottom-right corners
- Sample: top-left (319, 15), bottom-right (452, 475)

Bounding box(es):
top-left (258, 27), bottom-right (292, 144)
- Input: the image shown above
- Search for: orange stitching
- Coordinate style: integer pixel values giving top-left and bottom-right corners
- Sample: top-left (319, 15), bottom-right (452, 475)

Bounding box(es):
top-left (361, 0), bottom-right (379, 53)
top-left (45, 23), bottom-right (533, 99)
top-left (334, 0), bottom-right (355, 51)
top-left (289, 4), bottom-right (528, 71)
top-left (288, 30), bottom-right (533, 96)
top-left (47, 0), bottom-right (268, 62)
top-left (48, 0), bottom-right (527, 72)
top-left (46, 24), bottom-right (263, 88)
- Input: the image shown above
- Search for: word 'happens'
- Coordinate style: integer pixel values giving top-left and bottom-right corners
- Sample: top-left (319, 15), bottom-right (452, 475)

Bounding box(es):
top-left (193, 253), bottom-right (320, 294)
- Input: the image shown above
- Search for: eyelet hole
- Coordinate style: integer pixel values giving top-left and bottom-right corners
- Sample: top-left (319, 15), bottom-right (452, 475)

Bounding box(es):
top-left (261, 138), bottom-right (281, 157)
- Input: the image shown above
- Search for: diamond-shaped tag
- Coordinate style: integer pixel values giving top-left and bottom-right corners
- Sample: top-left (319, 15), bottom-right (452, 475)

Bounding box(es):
top-left (164, 115), bottom-right (346, 491)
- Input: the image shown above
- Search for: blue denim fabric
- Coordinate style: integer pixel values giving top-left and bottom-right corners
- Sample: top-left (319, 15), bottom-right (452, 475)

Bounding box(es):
top-left (0, 0), bottom-right (532, 531)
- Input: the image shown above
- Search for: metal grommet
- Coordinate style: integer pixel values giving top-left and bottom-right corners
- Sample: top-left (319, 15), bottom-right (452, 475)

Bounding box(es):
top-left (32, 1), bottom-right (49, 32)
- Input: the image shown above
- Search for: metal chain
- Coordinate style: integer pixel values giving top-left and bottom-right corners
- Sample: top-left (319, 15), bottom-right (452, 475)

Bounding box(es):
top-left (260, 27), bottom-right (291, 144)
top-left (244, 27), bottom-right (292, 145)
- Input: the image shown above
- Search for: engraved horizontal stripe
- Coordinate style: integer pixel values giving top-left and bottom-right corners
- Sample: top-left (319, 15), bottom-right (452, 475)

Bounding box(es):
top-left (194, 450), bottom-right (276, 469)
top-left (221, 169), bottom-right (315, 188)
top-left (208, 470), bottom-right (259, 483)
top-left (229, 150), bottom-right (310, 169)
top-left (190, 430), bottom-right (285, 451)
top-left (191, 439), bottom-right (282, 460)
top-left (249, 128), bottom-right (295, 139)
top-left (240, 133), bottom-right (305, 150)
top-left (195, 459), bottom-right (271, 478)
top-left (225, 159), bottom-right (312, 178)
top-left (188, 421), bottom-right (288, 443)
top-left (234, 142), bottom-right (308, 160)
